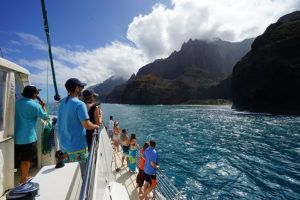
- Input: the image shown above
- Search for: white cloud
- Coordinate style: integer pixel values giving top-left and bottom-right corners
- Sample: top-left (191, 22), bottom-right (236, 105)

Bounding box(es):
top-left (17, 33), bottom-right (47, 51)
top-left (127, 0), bottom-right (300, 60)
top-left (13, 0), bottom-right (300, 90)
top-left (16, 34), bottom-right (148, 87)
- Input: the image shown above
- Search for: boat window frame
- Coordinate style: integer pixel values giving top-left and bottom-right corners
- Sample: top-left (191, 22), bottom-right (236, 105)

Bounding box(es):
top-left (0, 69), bottom-right (8, 139)
top-left (15, 73), bottom-right (24, 101)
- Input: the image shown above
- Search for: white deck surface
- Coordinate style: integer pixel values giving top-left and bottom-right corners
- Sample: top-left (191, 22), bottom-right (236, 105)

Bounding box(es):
top-left (32, 162), bottom-right (81, 200)
top-left (112, 149), bottom-right (139, 200)
top-left (1, 163), bottom-right (81, 200)
top-left (1, 137), bottom-right (150, 200)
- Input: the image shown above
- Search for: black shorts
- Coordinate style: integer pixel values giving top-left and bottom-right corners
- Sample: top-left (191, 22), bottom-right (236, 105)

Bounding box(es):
top-left (15, 142), bottom-right (37, 165)
top-left (136, 169), bottom-right (146, 187)
top-left (145, 173), bottom-right (157, 187)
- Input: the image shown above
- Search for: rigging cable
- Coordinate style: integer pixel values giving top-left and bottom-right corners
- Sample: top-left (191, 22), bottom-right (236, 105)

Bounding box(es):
top-left (42, 57), bottom-right (54, 155)
top-left (40, 0), bottom-right (57, 154)
top-left (40, 0), bottom-right (61, 101)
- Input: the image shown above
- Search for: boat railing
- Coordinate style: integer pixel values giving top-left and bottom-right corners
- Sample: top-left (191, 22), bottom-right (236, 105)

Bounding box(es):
top-left (155, 168), bottom-right (182, 200)
top-left (79, 129), bottom-right (99, 200)
top-left (136, 149), bottom-right (182, 200)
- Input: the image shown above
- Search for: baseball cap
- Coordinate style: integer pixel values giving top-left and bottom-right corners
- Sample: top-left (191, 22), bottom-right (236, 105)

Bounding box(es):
top-left (82, 89), bottom-right (99, 99)
top-left (65, 78), bottom-right (86, 92)
top-left (22, 85), bottom-right (41, 97)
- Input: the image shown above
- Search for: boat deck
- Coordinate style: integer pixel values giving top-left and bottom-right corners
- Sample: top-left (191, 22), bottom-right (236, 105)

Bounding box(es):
top-left (112, 149), bottom-right (140, 200)
top-left (1, 142), bottom-right (155, 200)
top-left (0, 167), bottom-right (40, 200)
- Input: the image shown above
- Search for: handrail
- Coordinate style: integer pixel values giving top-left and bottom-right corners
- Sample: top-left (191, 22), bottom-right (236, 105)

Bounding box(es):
top-left (0, 136), bottom-right (13, 144)
top-left (136, 148), bottom-right (182, 200)
top-left (79, 129), bottom-right (99, 200)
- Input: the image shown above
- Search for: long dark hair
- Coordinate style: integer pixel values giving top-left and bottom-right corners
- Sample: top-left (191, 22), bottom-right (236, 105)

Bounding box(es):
top-left (83, 95), bottom-right (93, 104)
top-left (130, 133), bottom-right (136, 141)
top-left (65, 86), bottom-right (76, 102)
top-left (142, 142), bottom-right (149, 151)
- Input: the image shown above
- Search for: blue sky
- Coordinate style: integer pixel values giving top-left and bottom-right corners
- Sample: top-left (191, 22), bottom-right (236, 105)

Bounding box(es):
top-left (1, 0), bottom-right (170, 49)
top-left (1, 0), bottom-right (299, 101)
top-left (0, 0), bottom-right (171, 99)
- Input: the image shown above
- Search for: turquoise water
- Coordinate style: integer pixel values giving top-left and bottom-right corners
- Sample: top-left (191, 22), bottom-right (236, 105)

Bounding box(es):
top-left (100, 104), bottom-right (300, 200)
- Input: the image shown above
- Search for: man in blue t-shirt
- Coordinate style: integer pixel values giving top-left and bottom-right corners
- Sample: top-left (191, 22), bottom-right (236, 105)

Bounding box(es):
top-left (15, 85), bottom-right (47, 183)
top-left (57, 78), bottom-right (99, 165)
top-left (141, 140), bottom-right (159, 200)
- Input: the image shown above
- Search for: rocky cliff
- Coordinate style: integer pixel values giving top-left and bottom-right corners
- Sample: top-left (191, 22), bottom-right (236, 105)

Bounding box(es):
top-left (89, 76), bottom-right (126, 102)
top-left (232, 11), bottom-right (300, 114)
top-left (120, 38), bottom-right (253, 104)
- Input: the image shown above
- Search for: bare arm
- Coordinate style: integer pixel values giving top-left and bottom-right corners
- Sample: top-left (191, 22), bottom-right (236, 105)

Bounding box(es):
top-left (94, 106), bottom-right (101, 125)
top-left (41, 103), bottom-right (47, 112)
top-left (99, 108), bottom-right (103, 125)
top-left (37, 96), bottom-right (47, 112)
top-left (150, 161), bottom-right (159, 169)
top-left (81, 120), bottom-right (99, 130)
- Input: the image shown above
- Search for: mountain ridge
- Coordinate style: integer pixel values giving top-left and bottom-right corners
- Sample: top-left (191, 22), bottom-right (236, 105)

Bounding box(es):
top-left (119, 38), bottom-right (254, 104)
top-left (232, 11), bottom-right (300, 114)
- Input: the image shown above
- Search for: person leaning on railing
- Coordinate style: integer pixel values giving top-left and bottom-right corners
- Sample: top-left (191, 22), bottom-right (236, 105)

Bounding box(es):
top-left (136, 142), bottom-right (149, 195)
top-left (57, 78), bottom-right (99, 172)
top-left (113, 121), bottom-right (121, 152)
top-left (120, 129), bottom-right (130, 167)
top-left (140, 140), bottom-right (159, 200)
top-left (82, 89), bottom-right (102, 152)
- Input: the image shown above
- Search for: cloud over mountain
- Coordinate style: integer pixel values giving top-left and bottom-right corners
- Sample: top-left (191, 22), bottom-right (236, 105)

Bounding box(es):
top-left (127, 0), bottom-right (300, 60)
top-left (12, 0), bottom-right (300, 89)
top-left (16, 33), bottom-right (148, 87)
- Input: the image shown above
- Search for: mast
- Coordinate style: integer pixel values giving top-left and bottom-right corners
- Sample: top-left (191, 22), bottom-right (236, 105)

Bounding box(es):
top-left (40, 0), bottom-right (61, 101)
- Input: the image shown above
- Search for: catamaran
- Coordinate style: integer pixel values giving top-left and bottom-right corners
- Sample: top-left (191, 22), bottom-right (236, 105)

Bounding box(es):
top-left (0, 57), bottom-right (182, 199)
top-left (0, 0), bottom-right (182, 199)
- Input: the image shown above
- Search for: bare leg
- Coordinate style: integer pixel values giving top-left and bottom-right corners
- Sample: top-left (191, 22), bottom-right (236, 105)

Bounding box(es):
top-left (140, 182), bottom-right (149, 200)
top-left (126, 157), bottom-right (129, 167)
top-left (144, 182), bottom-right (149, 193)
top-left (117, 141), bottom-right (120, 152)
top-left (114, 140), bottom-right (118, 151)
top-left (141, 185), bottom-right (155, 200)
top-left (138, 186), bottom-right (143, 194)
top-left (20, 161), bottom-right (31, 183)
top-left (122, 156), bottom-right (124, 166)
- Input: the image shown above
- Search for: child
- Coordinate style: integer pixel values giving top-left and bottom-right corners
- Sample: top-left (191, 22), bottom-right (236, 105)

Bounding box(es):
top-left (128, 134), bottom-right (138, 172)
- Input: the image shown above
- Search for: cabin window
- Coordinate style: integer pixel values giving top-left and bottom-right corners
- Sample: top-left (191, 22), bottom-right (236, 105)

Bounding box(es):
top-left (0, 70), bottom-right (7, 132)
top-left (15, 77), bottom-right (23, 101)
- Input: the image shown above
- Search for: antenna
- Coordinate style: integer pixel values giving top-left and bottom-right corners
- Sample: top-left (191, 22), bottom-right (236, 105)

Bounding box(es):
top-left (0, 48), bottom-right (4, 58)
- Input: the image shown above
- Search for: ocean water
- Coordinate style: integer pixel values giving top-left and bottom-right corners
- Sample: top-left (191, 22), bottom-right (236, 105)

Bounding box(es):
top-left (100, 104), bottom-right (300, 200)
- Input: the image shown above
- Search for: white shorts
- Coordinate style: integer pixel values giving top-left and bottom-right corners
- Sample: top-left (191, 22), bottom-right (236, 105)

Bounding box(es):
top-left (113, 134), bottom-right (119, 141)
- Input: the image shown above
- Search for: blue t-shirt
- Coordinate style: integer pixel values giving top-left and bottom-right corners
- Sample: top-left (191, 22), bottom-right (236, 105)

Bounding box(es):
top-left (143, 147), bottom-right (159, 175)
top-left (15, 98), bottom-right (47, 144)
top-left (57, 96), bottom-right (89, 152)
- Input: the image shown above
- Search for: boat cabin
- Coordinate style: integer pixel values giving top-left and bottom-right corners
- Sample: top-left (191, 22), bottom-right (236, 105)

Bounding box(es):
top-left (0, 58), bottom-right (31, 195)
